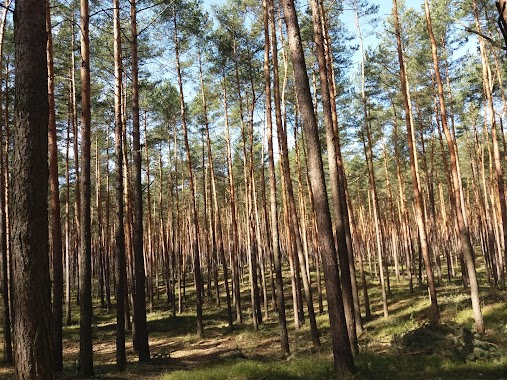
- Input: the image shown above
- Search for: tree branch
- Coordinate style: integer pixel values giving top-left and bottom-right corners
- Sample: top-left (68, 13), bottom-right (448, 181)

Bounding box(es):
top-left (464, 26), bottom-right (506, 50)
top-left (453, 17), bottom-right (506, 51)
top-left (496, 1), bottom-right (507, 52)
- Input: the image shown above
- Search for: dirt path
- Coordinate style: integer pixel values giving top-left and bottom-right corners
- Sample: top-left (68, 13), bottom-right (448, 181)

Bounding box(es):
top-left (0, 312), bottom-right (286, 380)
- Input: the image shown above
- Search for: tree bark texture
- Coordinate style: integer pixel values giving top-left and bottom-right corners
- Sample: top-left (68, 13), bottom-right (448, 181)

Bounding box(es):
top-left (280, 0), bottom-right (354, 374)
top-left (12, 1), bottom-right (54, 377)
top-left (131, 0), bottom-right (150, 360)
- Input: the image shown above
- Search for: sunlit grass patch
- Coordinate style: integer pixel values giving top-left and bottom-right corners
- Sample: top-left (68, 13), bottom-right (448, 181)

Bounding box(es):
top-left (355, 351), bottom-right (507, 380)
top-left (362, 295), bottom-right (428, 339)
top-left (161, 356), bottom-right (336, 380)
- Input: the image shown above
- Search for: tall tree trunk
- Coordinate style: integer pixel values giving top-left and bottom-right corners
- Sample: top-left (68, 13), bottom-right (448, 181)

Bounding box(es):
top-left (65, 76), bottom-right (72, 326)
top-left (232, 38), bottom-right (262, 329)
top-left (202, 136), bottom-right (212, 301)
top-left (473, 0), bottom-right (507, 291)
top-left (314, 0), bottom-right (358, 350)
top-left (264, 0), bottom-right (289, 353)
top-left (104, 137), bottom-right (112, 312)
top-left (12, 1), bottom-right (54, 377)
top-left (113, 0), bottom-right (127, 369)
top-left (223, 72), bottom-right (242, 324)
top-left (272, 0), bottom-right (320, 347)
top-left (3, 56), bottom-right (11, 333)
top-left (173, 10), bottom-right (203, 337)
top-left (280, 0), bottom-right (354, 374)
top-left (247, 57), bottom-right (264, 327)
top-left (46, 0), bottom-right (63, 370)
top-left (382, 141), bottom-right (401, 284)
top-left (321, 1), bottom-right (363, 335)
top-left (423, 0), bottom-right (483, 332)
top-left (199, 56), bottom-right (233, 328)
top-left (279, 156), bottom-right (304, 329)
top-left (393, 0), bottom-right (439, 324)
top-left (171, 123), bottom-right (180, 317)
top-left (95, 138), bottom-right (105, 309)
top-left (361, 123), bottom-right (388, 316)
top-left (71, 13), bottom-right (81, 306)
top-left (144, 117), bottom-right (154, 313)
top-left (122, 86), bottom-right (133, 332)
top-left (0, 0), bottom-right (12, 365)
top-left (355, 0), bottom-right (389, 319)
top-left (78, 0), bottom-right (94, 374)
top-left (131, 0), bottom-right (150, 360)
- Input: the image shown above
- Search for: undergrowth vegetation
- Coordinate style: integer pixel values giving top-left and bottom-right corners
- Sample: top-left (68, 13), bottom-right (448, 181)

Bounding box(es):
top-left (0, 271), bottom-right (505, 379)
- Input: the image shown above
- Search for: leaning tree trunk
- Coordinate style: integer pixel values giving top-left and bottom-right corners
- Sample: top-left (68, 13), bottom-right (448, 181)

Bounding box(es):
top-left (311, 3), bottom-right (361, 329)
top-left (270, 0), bottom-right (320, 346)
top-left (393, 0), bottom-right (439, 324)
top-left (278, 26), bottom-right (322, 347)
top-left (313, 0), bottom-right (358, 351)
top-left (321, 0), bottom-right (363, 336)
top-left (280, 0), bottom-right (354, 374)
top-left (12, 1), bottom-right (54, 377)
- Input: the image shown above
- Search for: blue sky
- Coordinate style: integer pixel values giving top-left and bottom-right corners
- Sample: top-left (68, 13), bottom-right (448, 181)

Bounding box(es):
top-left (376, 0), bottom-right (423, 16)
top-left (342, 0), bottom-right (423, 48)
top-left (202, 0), bottom-right (424, 17)
top-left (200, 0), bottom-right (425, 48)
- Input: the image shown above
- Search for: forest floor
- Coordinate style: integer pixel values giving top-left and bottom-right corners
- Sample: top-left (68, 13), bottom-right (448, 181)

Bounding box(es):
top-left (0, 270), bottom-right (507, 379)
